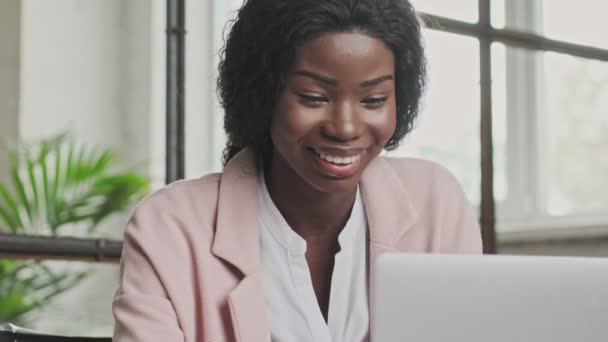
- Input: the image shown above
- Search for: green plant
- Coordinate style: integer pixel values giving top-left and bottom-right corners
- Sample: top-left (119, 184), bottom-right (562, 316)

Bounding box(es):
top-left (0, 133), bottom-right (149, 325)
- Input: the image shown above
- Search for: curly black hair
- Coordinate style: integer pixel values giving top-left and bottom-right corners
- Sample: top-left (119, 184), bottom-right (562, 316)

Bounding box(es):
top-left (217, 0), bottom-right (426, 166)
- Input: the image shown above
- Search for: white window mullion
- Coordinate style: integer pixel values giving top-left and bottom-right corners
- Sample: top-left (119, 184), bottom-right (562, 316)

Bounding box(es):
top-left (503, 0), bottom-right (543, 225)
top-left (533, 0), bottom-right (549, 222)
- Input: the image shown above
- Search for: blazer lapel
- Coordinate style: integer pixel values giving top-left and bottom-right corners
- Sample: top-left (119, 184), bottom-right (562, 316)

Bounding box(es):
top-left (210, 148), bottom-right (271, 342)
top-left (211, 148), bottom-right (261, 276)
top-left (361, 156), bottom-right (421, 328)
top-left (227, 271), bottom-right (271, 342)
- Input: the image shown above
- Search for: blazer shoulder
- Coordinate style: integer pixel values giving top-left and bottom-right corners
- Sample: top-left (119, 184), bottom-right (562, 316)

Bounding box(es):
top-left (380, 156), bottom-right (472, 216)
top-left (126, 173), bottom-right (223, 240)
top-left (381, 156), bottom-right (463, 191)
top-left (137, 172), bottom-right (221, 210)
top-left (381, 156), bottom-right (482, 253)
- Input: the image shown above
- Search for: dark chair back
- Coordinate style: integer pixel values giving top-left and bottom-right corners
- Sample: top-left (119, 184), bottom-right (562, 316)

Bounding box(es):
top-left (0, 323), bottom-right (111, 342)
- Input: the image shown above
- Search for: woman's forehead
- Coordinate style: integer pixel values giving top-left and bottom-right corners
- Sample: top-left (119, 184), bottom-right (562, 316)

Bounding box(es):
top-left (290, 32), bottom-right (395, 82)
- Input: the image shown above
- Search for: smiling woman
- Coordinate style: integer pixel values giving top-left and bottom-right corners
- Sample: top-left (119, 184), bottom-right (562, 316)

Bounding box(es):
top-left (112, 1), bottom-right (482, 341)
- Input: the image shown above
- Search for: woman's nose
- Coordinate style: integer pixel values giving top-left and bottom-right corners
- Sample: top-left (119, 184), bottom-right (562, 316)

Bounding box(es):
top-left (321, 101), bottom-right (363, 142)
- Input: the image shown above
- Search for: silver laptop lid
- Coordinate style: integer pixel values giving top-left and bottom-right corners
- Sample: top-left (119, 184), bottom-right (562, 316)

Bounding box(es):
top-left (372, 254), bottom-right (608, 342)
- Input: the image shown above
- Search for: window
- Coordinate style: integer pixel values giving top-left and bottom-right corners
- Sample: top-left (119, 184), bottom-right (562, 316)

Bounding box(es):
top-left (395, 0), bottom-right (608, 234)
top-left (497, 0), bottom-right (608, 232)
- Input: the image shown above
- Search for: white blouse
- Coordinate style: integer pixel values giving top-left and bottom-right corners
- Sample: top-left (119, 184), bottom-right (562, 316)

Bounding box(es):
top-left (258, 173), bottom-right (369, 342)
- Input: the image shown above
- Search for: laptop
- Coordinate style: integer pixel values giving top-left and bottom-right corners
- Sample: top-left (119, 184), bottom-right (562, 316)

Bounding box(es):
top-left (371, 253), bottom-right (608, 342)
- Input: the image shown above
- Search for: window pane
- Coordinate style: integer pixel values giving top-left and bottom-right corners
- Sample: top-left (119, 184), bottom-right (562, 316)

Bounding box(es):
top-left (490, 42), bottom-right (608, 229)
top-left (22, 261), bottom-right (119, 336)
top-left (491, 43), bottom-right (545, 225)
top-left (544, 1), bottom-right (608, 50)
top-left (493, 0), bottom-right (608, 50)
top-left (491, 0), bottom-right (505, 29)
top-left (387, 31), bottom-right (481, 205)
top-left (411, 0), bottom-right (478, 23)
top-left (543, 53), bottom-right (608, 216)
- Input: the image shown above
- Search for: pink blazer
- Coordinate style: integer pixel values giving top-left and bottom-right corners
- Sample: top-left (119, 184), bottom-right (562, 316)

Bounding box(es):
top-left (112, 148), bottom-right (482, 341)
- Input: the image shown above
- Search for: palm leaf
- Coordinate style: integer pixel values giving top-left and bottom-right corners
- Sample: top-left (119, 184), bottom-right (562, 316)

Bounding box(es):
top-left (0, 259), bottom-right (90, 325)
top-left (26, 157), bottom-right (40, 224)
top-left (64, 141), bottom-right (74, 188)
top-left (8, 151), bottom-right (33, 225)
top-left (41, 141), bottom-right (52, 228)
top-left (0, 183), bottom-right (22, 232)
top-left (0, 288), bottom-right (39, 324)
top-left (0, 183), bottom-right (21, 226)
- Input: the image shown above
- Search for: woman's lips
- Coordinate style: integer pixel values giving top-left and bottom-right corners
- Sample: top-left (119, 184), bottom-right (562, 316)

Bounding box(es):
top-left (310, 148), bottom-right (363, 177)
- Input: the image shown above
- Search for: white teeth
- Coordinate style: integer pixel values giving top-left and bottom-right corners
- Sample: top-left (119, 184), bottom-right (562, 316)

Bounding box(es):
top-left (316, 150), bottom-right (361, 165)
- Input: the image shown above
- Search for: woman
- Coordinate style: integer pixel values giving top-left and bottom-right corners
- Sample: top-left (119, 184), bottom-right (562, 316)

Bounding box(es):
top-left (112, 0), bottom-right (482, 341)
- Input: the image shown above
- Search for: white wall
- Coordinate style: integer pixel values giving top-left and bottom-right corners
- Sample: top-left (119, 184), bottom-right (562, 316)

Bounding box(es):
top-left (0, 0), bottom-right (21, 183)
top-left (122, 0), bottom-right (166, 187)
top-left (19, 0), bottom-right (124, 150)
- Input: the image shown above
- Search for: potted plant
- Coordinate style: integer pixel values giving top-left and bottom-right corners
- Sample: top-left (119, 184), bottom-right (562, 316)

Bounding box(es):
top-left (0, 133), bottom-right (149, 325)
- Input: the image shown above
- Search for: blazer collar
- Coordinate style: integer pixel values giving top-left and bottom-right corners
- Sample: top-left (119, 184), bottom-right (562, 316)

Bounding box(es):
top-left (211, 148), bottom-right (420, 276)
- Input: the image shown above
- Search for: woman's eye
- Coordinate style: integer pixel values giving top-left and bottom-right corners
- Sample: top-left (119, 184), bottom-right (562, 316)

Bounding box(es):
top-left (362, 96), bottom-right (388, 107)
top-left (298, 94), bottom-right (328, 105)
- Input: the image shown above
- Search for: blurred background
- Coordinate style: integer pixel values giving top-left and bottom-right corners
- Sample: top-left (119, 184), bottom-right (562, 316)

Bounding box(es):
top-left (0, 0), bottom-right (606, 337)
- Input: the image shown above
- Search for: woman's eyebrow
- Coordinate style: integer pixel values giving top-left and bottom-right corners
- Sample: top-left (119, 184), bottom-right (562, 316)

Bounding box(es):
top-left (292, 70), bottom-right (393, 88)
top-left (360, 75), bottom-right (394, 87)
top-left (293, 70), bottom-right (337, 85)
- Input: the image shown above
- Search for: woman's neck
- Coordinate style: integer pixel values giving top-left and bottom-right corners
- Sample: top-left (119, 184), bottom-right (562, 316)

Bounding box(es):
top-left (265, 161), bottom-right (357, 241)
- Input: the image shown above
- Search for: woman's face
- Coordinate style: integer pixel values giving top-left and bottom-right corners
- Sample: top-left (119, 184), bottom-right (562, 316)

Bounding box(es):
top-left (270, 31), bottom-right (397, 193)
